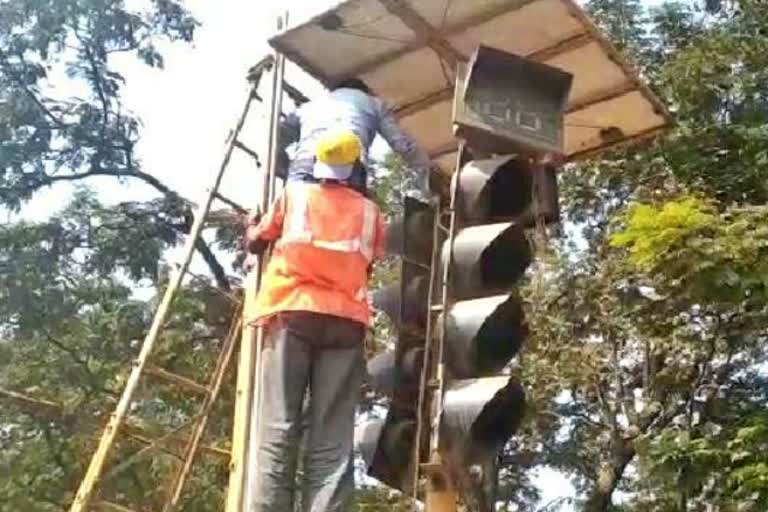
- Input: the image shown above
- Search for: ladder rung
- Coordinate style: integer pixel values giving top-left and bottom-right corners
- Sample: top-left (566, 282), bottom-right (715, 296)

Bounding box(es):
top-left (122, 424), bottom-right (230, 461)
top-left (402, 258), bottom-right (430, 270)
top-left (144, 366), bottom-right (209, 396)
top-left (122, 430), bottom-right (181, 460)
top-left (419, 461), bottom-right (445, 474)
top-left (95, 501), bottom-right (138, 512)
top-left (213, 192), bottom-right (247, 214)
top-left (233, 140), bottom-right (261, 164)
top-left (427, 379), bottom-right (441, 389)
top-left (429, 304), bottom-right (444, 312)
top-left (195, 442), bottom-right (231, 460)
top-left (283, 80), bottom-right (310, 105)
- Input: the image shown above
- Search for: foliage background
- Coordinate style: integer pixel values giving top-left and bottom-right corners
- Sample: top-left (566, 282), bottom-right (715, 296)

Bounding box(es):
top-left (1, 0), bottom-right (768, 510)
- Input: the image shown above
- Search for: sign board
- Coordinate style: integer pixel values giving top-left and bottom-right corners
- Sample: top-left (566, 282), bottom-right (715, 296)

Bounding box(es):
top-left (453, 45), bottom-right (574, 157)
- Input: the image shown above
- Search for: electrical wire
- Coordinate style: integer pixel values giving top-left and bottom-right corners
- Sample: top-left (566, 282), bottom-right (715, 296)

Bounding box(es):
top-left (334, 29), bottom-right (411, 44)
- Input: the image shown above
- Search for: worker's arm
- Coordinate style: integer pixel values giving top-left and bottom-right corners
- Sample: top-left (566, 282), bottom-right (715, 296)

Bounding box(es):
top-left (366, 206), bottom-right (388, 278)
top-left (375, 99), bottom-right (435, 200)
top-left (275, 112), bottom-right (301, 179)
top-left (280, 111), bottom-right (301, 146)
top-left (373, 209), bottom-right (387, 262)
top-left (244, 190), bottom-right (286, 255)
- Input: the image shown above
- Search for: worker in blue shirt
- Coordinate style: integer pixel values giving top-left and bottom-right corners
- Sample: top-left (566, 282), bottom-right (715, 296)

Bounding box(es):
top-left (278, 78), bottom-right (436, 200)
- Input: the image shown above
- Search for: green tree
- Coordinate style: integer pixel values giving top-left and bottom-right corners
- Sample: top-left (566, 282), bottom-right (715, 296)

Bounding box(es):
top-left (512, 0), bottom-right (768, 510)
top-left (0, 1), bottom-right (244, 510)
top-left (0, 189), bottom-right (238, 510)
top-left (0, 0), bottom-right (232, 288)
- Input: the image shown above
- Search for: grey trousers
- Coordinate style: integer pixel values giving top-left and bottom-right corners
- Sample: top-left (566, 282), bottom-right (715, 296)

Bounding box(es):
top-left (250, 312), bottom-right (365, 512)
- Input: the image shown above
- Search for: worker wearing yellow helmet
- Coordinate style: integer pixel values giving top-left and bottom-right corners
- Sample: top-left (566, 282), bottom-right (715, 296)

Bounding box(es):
top-left (243, 78), bottom-right (411, 512)
top-left (278, 77), bottom-right (436, 200)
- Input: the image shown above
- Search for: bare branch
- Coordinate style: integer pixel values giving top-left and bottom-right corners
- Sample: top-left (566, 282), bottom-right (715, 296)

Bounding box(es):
top-left (194, 237), bottom-right (231, 291)
top-left (0, 387), bottom-right (63, 420)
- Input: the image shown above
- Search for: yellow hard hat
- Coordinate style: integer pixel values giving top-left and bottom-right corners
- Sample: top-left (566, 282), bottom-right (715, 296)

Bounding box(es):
top-left (315, 130), bottom-right (362, 166)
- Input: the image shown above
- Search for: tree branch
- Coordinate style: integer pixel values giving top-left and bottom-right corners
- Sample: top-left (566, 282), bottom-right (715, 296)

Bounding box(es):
top-left (43, 332), bottom-right (119, 398)
top-left (194, 237), bottom-right (230, 291)
top-left (585, 448), bottom-right (634, 512)
top-left (77, 33), bottom-right (110, 129)
top-left (6, 164), bottom-right (234, 290)
top-left (0, 387), bottom-right (63, 420)
top-left (0, 48), bottom-right (68, 129)
top-left (2, 41), bottom-right (233, 291)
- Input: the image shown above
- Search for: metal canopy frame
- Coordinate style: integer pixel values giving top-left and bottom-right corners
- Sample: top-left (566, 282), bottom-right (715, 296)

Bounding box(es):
top-left (269, 0), bottom-right (671, 173)
top-left (265, 3), bottom-right (672, 510)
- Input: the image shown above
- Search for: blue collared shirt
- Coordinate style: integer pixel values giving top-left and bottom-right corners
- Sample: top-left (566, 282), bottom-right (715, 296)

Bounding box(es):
top-left (281, 87), bottom-right (433, 198)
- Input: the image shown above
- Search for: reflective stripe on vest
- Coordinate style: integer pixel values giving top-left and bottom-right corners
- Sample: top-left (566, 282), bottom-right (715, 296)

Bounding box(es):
top-left (359, 199), bottom-right (375, 261)
top-left (282, 183), bottom-right (312, 244)
top-left (279, 183), bottom-right (377, 262)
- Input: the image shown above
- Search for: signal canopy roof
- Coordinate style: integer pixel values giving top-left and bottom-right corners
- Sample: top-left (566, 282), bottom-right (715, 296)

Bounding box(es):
top-left (269, 0), bottom-right (671, 173)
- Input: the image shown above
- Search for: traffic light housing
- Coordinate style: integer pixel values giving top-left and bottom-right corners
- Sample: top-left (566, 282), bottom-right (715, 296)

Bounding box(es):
top-left (362, 197), bottom-right (436, 492)
top-left (361, 42), bottom-right (567, 506)
top-left (453, 45), bottom-right (574, 157)
top-left (358, 154), bottom-right (559, 505)
top-left (434, 155), bottom-right (552, 502)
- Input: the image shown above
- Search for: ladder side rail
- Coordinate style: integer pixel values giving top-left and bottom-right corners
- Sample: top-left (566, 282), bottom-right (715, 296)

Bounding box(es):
top-left (429, 144), bottom-right (464, 458)
top-left (410, 200), bottom-right (444, 498)
top-left (69, 83), bottom-right (259, 512)
top-left (422, 144), bottom-right (466, 512)
top-left (242, 27), bottom-right (288, 512)
top-left (226, 271), bottom-right (261, 512)
top-left (162, 310), bottom-right (243, 511)
top-left (229, 13), bottom-right (289, 510)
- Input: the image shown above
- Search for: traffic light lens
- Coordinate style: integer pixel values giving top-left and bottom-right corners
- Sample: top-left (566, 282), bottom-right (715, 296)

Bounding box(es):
top-left (442, 376), bottom-right (526, 458)
top-left (484, 158), bottom-right (535, 220)
top-left (474, 295), bottom-right (527, 374)
top-left (449, 222), bottom-right (532, 300)
top-left (373, 275), bottom-right (429, 330)
top-left (469, 377), bottom-right (526, 451)
top-left (445, 294), bottom-right (527, 379)
top-left (479, 223), bottom-right (531, 288)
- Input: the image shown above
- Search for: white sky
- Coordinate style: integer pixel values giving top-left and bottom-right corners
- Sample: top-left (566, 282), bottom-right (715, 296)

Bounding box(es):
top-left (9, 0), bottom-right (338, 283)
top-left (8, 0), bottom-right (668, 224)
top-left (6, 0), bottom-right (672, 508)
top-left (12, 0), bottom-right (330, 223)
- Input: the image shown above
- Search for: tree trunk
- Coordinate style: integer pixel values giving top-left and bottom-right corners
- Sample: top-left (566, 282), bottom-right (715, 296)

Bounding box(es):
top-left (584, 445), bottom-right (635, 512)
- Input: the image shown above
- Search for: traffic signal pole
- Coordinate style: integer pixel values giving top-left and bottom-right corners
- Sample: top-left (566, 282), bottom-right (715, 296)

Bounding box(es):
top-left (425, 474), bottom-right (458, 512)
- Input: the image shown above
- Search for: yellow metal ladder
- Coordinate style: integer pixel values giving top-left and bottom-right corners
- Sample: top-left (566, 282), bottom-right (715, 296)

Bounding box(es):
top-left (68, 57), bottom-right (278, 511)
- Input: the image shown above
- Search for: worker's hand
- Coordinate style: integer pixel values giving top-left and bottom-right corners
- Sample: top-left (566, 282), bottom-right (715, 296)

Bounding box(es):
top-left (242, 253), bottom-right (259, 272)
top-left (535, 151), bottom-right (566, 167)
top-left (243, 225), bottom-right (268, 255)
top-left (242, 208), bottom-right (262, 228)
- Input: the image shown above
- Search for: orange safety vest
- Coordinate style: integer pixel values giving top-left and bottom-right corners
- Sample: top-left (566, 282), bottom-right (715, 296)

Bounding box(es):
top-left (250, 181), bottom-right (385, 327)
